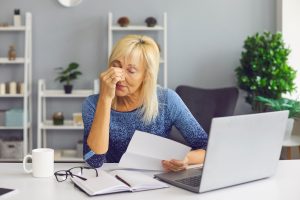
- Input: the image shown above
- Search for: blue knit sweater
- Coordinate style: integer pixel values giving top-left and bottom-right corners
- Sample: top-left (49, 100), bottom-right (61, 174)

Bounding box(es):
top-left (82, 87), bottom-right (208, 168)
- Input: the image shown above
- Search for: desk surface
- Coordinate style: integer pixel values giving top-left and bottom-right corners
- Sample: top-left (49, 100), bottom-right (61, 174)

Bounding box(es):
top-left (0, 160), bottom-right (300, 200)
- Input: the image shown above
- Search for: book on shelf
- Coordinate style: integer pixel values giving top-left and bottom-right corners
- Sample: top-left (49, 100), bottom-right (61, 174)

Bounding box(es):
top-left (71, 169), bottom-right (169, 196)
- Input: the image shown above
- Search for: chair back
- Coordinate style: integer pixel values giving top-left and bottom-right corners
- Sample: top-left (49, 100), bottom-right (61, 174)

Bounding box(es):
top-left (175, 85), bottom-right (239, 133)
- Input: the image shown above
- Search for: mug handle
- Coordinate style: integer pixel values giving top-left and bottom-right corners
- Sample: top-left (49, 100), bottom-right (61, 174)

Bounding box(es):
top-left (23, 155), bottom-right (33, 173)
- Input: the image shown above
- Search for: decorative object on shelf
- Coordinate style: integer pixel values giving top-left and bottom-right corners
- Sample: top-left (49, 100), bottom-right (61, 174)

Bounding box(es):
top-left (76, 140), bottom-right (83, 157)
top-left (8, 81), bottom-right (17, 95)
top-left (52, 112), bottom-right (64, 125)
top-left (5, 81), bottom-right (17, 94)
top-left (58, 0), bottom-right (82, 7)
top-left (235, 32), bottom-right (296, 112)
top-left (5, 108), bottom-right (23, 126)
top-left (145, 17), bottom-right (157, 27)
top-left (8, 45), bottom-right (17, 60)
top-left (117, 17), bottom-right (130, 27)
top-left (13, 9), bottom-right (22, 26)
top-left (62, 149), bottom-right (77, 157)
top-left (0, 23), bottom-right (9, 27)
top-left (73, 112), bottom-right (83, 126)
top-left (54, 150), bottom-right (62, 160)
top-left (0, 83), bottom-right (6, 95)
top-left (0, 137), bottom-right (23, 159)
top-left (55, 62), bottom-right (82, 94)
top-left (17, 82), bottom-right (24, 94)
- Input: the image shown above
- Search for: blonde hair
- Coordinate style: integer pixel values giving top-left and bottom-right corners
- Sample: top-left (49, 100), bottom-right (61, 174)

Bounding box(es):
top-left (108, 35), bottom-right (160, 124)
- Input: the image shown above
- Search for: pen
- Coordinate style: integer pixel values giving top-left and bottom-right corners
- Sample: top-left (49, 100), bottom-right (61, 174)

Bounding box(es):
top-left (115, 175), bottom-right (131, 187)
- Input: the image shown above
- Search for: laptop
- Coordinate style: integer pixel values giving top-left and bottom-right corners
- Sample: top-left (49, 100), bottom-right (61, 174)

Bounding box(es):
top-left (154, 111), bottom-right (288, 193)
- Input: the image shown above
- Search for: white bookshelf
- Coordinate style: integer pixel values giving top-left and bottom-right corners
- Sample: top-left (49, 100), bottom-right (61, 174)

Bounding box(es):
top-left (41, 90), bottom-right (93, 98)
top-left (0, 57), bottom-right (25, 64)
top-left (37, 79), bottom-right (93, 161)
top-left (0, 26), bottom-right (26, 31)
top-left (40, 120), bottom-right (84, 130)
top-left (0, 122), bottom-right (31, 130)
top-left (0, 13), bottom-right (32, 161)
top-left (111, 25), bottom-right (164, 31)
top-left (108, 12), bottom-right (168, 87)
top-left (56, 157), bottom-right (83, 162)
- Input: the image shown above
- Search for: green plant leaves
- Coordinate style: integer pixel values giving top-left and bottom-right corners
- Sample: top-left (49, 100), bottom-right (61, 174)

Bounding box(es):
top-left (256, 96), bottom-right (300, 118)
top-left (235, 31), bottom-right (297, 111)
top-left (54, 62), bottom-right (82, 85)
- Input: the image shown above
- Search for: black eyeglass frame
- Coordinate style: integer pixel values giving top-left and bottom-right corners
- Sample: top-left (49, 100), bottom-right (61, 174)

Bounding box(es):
top-left (54, 166), bottom-right (98, 182)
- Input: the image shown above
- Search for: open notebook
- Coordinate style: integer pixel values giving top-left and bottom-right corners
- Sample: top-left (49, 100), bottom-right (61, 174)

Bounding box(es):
top-left (71, 170), bottom-right (169, 196)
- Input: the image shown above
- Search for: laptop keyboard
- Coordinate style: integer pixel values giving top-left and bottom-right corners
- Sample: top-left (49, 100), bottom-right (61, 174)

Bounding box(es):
top-left (175, 175), bottom-right (201, 187)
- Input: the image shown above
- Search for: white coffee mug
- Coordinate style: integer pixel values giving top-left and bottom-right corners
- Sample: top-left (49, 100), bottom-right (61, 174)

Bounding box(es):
top-left (23, 148), bottom-right (54, 178)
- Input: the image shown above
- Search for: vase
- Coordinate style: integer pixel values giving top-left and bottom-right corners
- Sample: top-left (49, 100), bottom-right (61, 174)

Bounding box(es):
top-left (52, 112), bottom-right (64, 125)
top-left (8, 45), bottom-right (16, 60)
top-left (284, 118), bottom-right (294, 140)
top-left (64, 85), bottom-right (73, 94)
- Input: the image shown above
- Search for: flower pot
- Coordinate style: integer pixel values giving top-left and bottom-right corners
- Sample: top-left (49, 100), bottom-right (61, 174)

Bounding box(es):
top-left (292, 118), bottom-right (300, 135)
top-left (52, 112), bottom-right (64, 125)
top-left (64, 85), bottom-right (73, 94)
top-left (284, 118), bottom-right (294, 140)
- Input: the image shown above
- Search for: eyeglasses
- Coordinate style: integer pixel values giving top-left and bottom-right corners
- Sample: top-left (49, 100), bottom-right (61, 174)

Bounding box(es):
top-left (54, 166), bottom-right (98, 182)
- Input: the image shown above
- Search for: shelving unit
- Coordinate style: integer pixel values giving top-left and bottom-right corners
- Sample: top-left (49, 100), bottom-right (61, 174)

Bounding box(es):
top-left (108, 12), bottom-right (168, 87)
top-left (0, 27), bottom-right (26, 31)
top-left (37, 79), bottom-right (93, 162)
top-left (0, 13), bottom-right (32, 160)
top-left (0, 57), bottom-right (26, 64)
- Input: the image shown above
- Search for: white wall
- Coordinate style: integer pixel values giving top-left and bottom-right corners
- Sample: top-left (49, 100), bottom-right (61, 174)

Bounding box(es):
top-left (277, 0), bottom-right (300, 99)
top-left (0, 0), bottom-right (277, 148)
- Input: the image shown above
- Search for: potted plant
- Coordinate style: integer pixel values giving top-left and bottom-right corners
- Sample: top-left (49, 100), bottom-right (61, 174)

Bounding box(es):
top-left (235, 32), bottom-right (297, 112)
top-left (55, 62), bottom-right (82, 94)
top-left (256, 96), bottom-right (300, 139)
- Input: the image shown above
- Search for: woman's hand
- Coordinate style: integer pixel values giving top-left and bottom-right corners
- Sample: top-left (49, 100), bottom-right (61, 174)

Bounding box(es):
top-left (161, 157), bottom-right (189, 172)
top-left (99, 61), bottom-right (125, 101)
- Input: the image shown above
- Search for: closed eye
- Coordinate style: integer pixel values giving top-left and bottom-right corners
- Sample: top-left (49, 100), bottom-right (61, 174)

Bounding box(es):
top-left (128, 67), bottom-right (137, 74)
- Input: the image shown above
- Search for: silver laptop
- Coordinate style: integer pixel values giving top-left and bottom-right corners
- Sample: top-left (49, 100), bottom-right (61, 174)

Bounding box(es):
top-left (155, 111), bottom-right (288, 193)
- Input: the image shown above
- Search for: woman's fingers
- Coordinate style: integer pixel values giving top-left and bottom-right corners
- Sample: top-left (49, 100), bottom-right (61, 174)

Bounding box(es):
top-left (162, 160), bottom-right (174, 171)
top-left (102, 68), bottom-right (124, 80)
top-left (98, 67), bottom-right (125, 100)
top-left (101, 68), bottom-right (125, 85)
top-left (170, 159), bottom-right (188, 168)
top-left (161, 161), bottom-right (170, 172)
top-left (162, 160), bottom-right (187, 172)
top-left (103, 73), bottom-right (123, 83)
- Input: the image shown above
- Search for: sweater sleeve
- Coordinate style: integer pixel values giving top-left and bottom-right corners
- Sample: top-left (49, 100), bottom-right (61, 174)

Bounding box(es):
top-left (82, 96), bottom-right (107, 168)
top-left (167, 89), bottom-right (208, 149)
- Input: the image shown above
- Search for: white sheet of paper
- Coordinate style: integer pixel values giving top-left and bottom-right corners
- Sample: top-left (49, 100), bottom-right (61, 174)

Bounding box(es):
top-left (118, 130), bottom-right (191, 170)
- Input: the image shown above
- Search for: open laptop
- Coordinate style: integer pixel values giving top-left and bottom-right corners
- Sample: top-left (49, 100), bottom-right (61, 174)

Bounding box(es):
top-left (155, 111), bottom-right (288, 193)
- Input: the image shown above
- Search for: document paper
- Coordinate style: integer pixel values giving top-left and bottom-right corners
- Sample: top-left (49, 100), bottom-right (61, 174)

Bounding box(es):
top-left (118, 130), bottom-right (191, 171)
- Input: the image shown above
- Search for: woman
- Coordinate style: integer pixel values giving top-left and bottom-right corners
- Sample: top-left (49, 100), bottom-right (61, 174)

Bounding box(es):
top-left (82, 35), bottom-right (207, 171)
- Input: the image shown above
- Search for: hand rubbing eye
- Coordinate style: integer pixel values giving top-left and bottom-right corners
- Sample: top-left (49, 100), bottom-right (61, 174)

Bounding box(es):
top-left (112, 60), bottom-right (122, 68)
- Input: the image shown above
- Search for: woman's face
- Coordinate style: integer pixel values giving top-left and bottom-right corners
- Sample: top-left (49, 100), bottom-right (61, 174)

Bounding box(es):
top-left (111, 57), bottom-right (146, 97)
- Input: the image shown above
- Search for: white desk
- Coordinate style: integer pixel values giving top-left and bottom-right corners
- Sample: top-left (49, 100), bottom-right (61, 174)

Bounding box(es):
top-left (0, 160), bottom-right (300, 200)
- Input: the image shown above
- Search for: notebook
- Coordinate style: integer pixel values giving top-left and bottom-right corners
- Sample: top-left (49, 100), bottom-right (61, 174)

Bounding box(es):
top-left (71, 169), bottom-right (169, 196)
